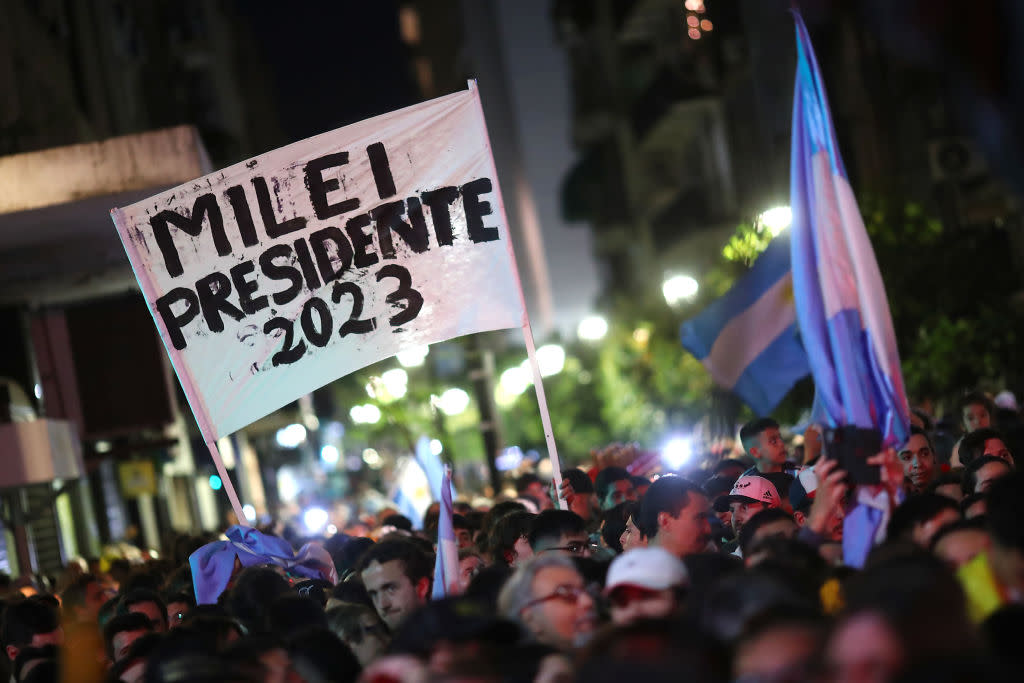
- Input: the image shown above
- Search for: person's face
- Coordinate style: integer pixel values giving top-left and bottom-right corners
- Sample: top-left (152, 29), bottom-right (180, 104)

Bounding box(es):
top-left (361, 559), bottom-right (428, 631)
top-left (112, 629), bottom-right (147, 663)
top-left (729, 500), bottom-right (767, 535)
top-left (342, 615), bottom-right (389, 667)
top-left (458, 555), bottom-right (484, 592)
top-left (756, 428), bottom-right (788, 466)
top-left (934, 529), bottom-right (991, 570)
top-left (602, 480), bottom-right (637, 509)
top-left (982, 438), bottom-right (1014, 465)
top-left (540, 532), bottom-right (591, 558)
top-left (659, 492), bottom-right (712, 558)
top-left (975, 460), bottom-right (1012, 493)
top-left (963, 403), bottom-right (990, 432)
top-left (825, 611), bottom-right (904, 683)
top-left (525, 481), bottom-right (553, 509)
top-left (745, 519), bottom-right (799, 565)
top-left (569, 492), bottom-right (595, 521)
top-left (454, 527), bottom-right (474, 549)
top-left (512, 535), bottom-right (534, 566)
top-left (129, 601), bottom-right (166, 632)
top-left (520, 567), bottom-right (596, 649)
top-left (607, 585), bottom-right (678, 625)
top-left (620, 516), bottom-right (647, 552)
top-left (964, 498), bottom-right (987, 518)
top-left (911, 509), bottom-right (961, 547)
top-left (898, 434), bottom-right (936, 491)
top-left (165, 601), bottom-right (189, 630)
top-left (735, 625), bottom-right (819, 682)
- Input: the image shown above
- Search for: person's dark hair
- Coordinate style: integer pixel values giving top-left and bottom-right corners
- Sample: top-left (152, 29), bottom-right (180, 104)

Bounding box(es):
top-left (451, 513), bottom-right (470, 534)
top-left (561, 469), bottom-right (594, 495)
top-left (735, 606), bottom-right (825, 653)
top-left (906, 425), bottom-right (935, 450)
top-left (629, 475), bottom-right (650, 490)
top-left (287, 627), bottom-right (361, 683)
top-left (739, 418), bottom-right (780, 454)
top-left (928, 517), bottom-right (988, 553)
top-left (488, 511), bottom-right (535, 567)
top-left (109, 632), bottom-right (162, 677)
top-left (601, 501), bottom-right (637, 553)
top-left (380, 514), bottom-right (413, 533)
top-left (331, 578), bottom-right (373, 610)
top-left (713, 459), bottom-right (748, 478)
top-left (926, 469), bottom-right (966, 497)
top-left (986, 471), bottom-right (1024, 553)
top-left (60, 573), bottom-right (98, 611)
top-left (118, 588), bottom-right (167, 628)
top-left (464, 565), bottom-right (512, 611)
top-left (636, 476), bottom-right (703, 539)
top-left (527, 510), bottom-right (586, 551)
top-left (144, 629), bottom-right (263, 683)
top-left (223, 566), bottom-right (291, 634)
top-left (594, 467), bottom-right (631, 504)
top-left (327, 536), bottom-right (375, 581)
top-left (960, 392), bottom-right (995, 419)
top-left (959, 492), bottom-right (986, 515)
top-left (102, 611), bottom-right (152, 661)
top-left (887, 493), bottom-right (960, 543)
top-left (480, 501), bottom-right (527, 539)
top-left (911, 408), bottom-right (934, 432)
top-left (959, 428), bottom-right (1006, 467)
top-left (356, 538), bottom-right (433, 583)
top-left (514, 473), bottom-right (543, 495)
top-left (738, 508), bottom-right (796, 558)
top-left (265, 595), bottom-right (327, 638)
top-left (12, 644), bottom-right (57, 683)
top-left (326, 602), bottom-right (388, 643)
top-left (1, 597), bottom-right (59, 653)
top-left (962, 455), bottom-right (1012, 495)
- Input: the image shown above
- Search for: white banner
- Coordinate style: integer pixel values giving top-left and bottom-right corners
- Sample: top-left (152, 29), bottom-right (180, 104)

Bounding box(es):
top-left (112, 85), bottom-right (524, 439)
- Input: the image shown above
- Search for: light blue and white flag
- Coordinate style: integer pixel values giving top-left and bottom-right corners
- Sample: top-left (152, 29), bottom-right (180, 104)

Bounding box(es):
top-left (432, 465), bottom-right (459, 599)
top-left (680, 234), bottom-right (810, 416)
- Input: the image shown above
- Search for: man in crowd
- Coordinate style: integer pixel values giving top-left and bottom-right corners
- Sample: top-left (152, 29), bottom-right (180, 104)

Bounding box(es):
top-left (713, 473), bottom-right (790, 547)
top-left (961, 391), bottom-right (995, 433)
top-left (528, 510), bottom-right (590, 557)
top-left (121, 588), bottom-right (167, 632)
top-left (358, 537), bottom-right (434, 631)
top-left (561, 469), bottom-right (598, 525)
top-left (898, 427), bottom-right (939, 493)
top-left (497, 554), bottom-right (596, 651)
top-left (594, 467), bottom-right (636, 510)
top-left (515, 473), bottom-right (554, 511)
top-left (887, 493), bottom-right (961, 547)
top-left (636, 476), bottom-right (712, 559)
top-left (60, 573), bottom-right (111, 625)
top-left (740, 418), bottom-right (792, 475)
top-left (1, 597), bottom-right (63, 663)
top-left (603, 547), bottom-right (688, 625)
top-left (959, 428), bottom-right (1015, 467)
top-left (103, 612), bottom-right (151, 664)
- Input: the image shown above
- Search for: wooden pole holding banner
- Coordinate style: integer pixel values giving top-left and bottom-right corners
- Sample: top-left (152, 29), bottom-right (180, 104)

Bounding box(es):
top-left (467, 81), bottom-right (567, 510)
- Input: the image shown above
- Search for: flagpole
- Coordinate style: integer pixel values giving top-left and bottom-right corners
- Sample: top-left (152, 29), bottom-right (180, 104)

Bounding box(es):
top-left (467, 80), bottom-right (567, 510)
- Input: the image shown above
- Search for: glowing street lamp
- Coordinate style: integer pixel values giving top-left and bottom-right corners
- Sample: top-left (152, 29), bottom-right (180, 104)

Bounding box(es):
top-left (437, 388), bottom-right (471, 416)
top-left (758, 206), bottom-right (792, 237)
top-left (534, 344), bottom-right (566, 377)
top-left (662, 275), bottom-right (699, 306)
top-left (577, 315), bottom-right (609, 341)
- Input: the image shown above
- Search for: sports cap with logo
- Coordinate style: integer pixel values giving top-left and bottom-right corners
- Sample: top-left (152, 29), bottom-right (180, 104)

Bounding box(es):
top-left (604, 547), bottom-right (689, 593)
top-left (712, 474), bottom-right (781, 512)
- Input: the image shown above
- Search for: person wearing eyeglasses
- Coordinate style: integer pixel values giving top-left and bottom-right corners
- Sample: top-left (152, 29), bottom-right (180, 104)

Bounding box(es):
top-left (497, 554), bottom-right (597, 651)
top-left (528, 510), bottom-right (592, 557)
top-left (603, 547), bottom-right (688, 626)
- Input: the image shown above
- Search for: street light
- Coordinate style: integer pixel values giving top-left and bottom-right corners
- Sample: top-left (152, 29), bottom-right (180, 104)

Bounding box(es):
top-left (662, 275), bottom-right (699, 306)
top-left (662, 436), bottom-right (693, 469)
top-left (577, 315), bottom-right (609, 341)
top-left (437, 388), bottom-right (471, 416)
top-left (758, 206), bottom-right (792, 237)
top-left (350, 404), bottom-right (382, 424)
top-left (534, 344), bottom-right (566, 377)
top-left (397, 344), bottom-right (429, 367)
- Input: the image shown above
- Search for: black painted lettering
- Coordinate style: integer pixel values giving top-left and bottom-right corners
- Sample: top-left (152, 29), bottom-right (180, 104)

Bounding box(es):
top-left (367, 142), bottom-right (397, 199)
top-left (344, 214), bottom-right (380, 269)
top-left (196, 271), bottom-right (244, 333)
top-left (225, 185), bottom-right (260, 247)
top-left (371, 200), bottom-right (429, 259)
top-left (304, 152), bottom-right (360, 219)
top-left (292, 238), bottom-right (322, 291)
top-left (421, 186), bottom-right (459, 246)
top-left (149, 194), bottom-right (229, 277)
top-left (461, 178), bottom-right (499, 243)
top-left (155, 288), bottom-right (200, 350)
top-left (258, 243), bottom-right (303, 306)
top-left (309, 226), bottom-right (354, 284)
top-left (253, 176), bottom-right (307, 238)
top-left (229, 260), bottom-right (268, 315)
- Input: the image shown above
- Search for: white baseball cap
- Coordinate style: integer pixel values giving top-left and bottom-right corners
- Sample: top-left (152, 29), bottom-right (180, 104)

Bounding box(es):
top-left (712, 474), bottom-right (781, 512)
top-left (604, 547), bottom-right (689, 593)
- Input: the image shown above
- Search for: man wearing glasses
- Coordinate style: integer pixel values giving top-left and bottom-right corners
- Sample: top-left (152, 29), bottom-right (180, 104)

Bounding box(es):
top-left (498, 554), bottom-right (597, 650)
top-left (528, 510), bottom-right (592, 557)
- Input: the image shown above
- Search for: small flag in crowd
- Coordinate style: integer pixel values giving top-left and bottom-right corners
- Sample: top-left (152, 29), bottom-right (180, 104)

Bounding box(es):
top-left (680, 234), bottom-right (811, 416)
top-left (432, 465), bottom-right (459, 599)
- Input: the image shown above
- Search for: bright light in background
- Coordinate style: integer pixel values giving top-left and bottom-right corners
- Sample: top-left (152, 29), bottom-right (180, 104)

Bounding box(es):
top-left (275, 423), bottom-right (307, 449)
top-left (758, 206), bottom-right (792, 237)
top-left (33, 383), bottom-right (42, 399)
top-left (277, 468), bottom-right (300, 502)
top-left (498, 366), bottom-right (532, 400)
top-left (577, 315), bottom-right (608, 341)
top-left (320, 444), bottom-right (340, 465)
top-left (242, 504), bottom-right (256, 522)
top-left (534, 344), bottom-right (566, 377)
top-left (429, 439), bottom-right (443, 456)
top-left (350, 404), bottom-right (382, 424)
top-left (96, 440), bottom-right (112, 454)
top-left (362, 448), bottom-right (383, 469)
top-left (303, 507), bottom-right (328, 533)
top-left (662, 437), bottom-right (693, 470)
top-left (209, 475), bottom-right (222, 490)
top-left (326, 524), bottom-right (338, 535)
top-left (380, 368), bottom-right (408, 399)
top-left (437, 388), bottom-right (471, 416)
top-left (396, 344), bottom-right (429, 367)
top-left (662, 275), bottom-right (700, 306)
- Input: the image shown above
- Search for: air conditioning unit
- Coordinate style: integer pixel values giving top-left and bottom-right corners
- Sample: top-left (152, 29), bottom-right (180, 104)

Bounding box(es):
top-left (928, 138), bottom-right (987, 183)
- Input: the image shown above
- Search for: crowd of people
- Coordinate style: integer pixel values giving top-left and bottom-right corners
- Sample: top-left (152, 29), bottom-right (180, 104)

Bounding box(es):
top-left (3, 391), bottom-right (1024, 682)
